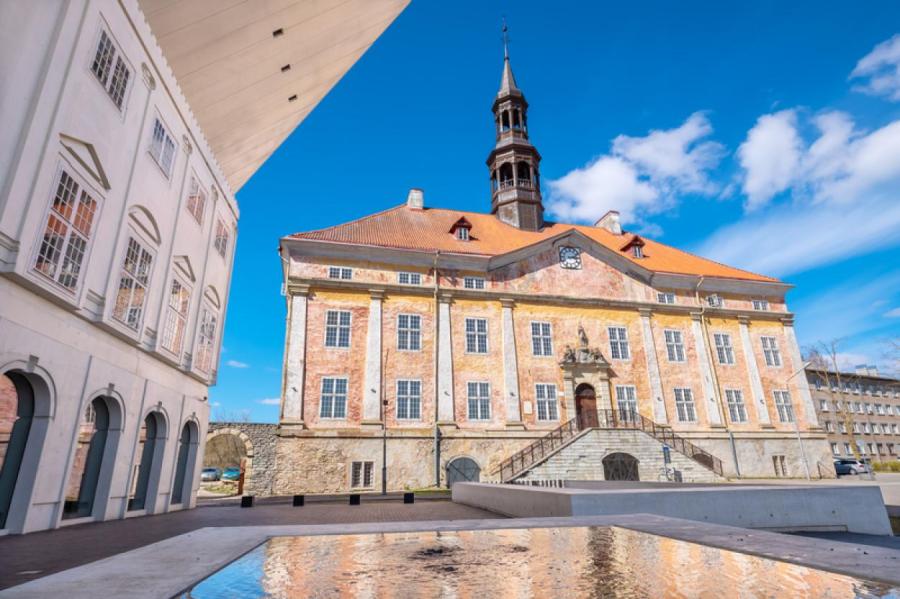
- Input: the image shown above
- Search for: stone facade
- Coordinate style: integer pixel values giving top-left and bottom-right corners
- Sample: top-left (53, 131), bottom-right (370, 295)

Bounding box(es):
top-left (206, 423), bottom-right (278, 496)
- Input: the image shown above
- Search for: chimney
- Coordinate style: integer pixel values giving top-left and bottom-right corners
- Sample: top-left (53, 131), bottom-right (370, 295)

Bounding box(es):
top-left (595, 210), bottom-right (622, 235)
top-left (406, 188), bottom-right (424, 210)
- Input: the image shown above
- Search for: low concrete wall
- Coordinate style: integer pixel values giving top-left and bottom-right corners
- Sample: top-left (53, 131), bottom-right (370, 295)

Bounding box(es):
top-left (452, 482), bottom-right (893, 535)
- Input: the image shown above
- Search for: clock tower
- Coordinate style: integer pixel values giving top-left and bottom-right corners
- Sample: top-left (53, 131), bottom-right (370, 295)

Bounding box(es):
top-left (487, 24), bottom-right (544, 231)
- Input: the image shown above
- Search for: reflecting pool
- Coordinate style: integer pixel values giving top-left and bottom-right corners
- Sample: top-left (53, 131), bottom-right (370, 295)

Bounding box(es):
top-left (183, 526), bottom-right (899, 598)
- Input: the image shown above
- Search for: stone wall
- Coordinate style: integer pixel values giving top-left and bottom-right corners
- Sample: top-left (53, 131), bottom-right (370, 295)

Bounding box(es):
top-left (518, 429), bottom-right (722, 483)
top-left (207, 423), bottom-right (278, 496)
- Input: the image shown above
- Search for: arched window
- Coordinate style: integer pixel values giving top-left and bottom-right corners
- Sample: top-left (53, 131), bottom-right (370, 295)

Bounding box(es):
top-left (0, 373), bottom-right (34, 528)
top-left (499, 163), bottom-right (514, 188)
top-left (62, 396), bottom-right (113, 519)
top-left (128, 411), bottom-right (167, 511)
top-left (512, 109), bottom-right (521, 129)
top-left (171, 421), bottom-right (199, 505)
top-left (501, 111), bottom-right (510, 131)
top-left (516, 162), bottom-right (531, 187)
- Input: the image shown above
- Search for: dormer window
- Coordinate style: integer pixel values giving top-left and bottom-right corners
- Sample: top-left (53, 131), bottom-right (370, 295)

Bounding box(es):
top-left (456, 227), bottom-right (470, 241)
top-left (621, 235), bottom-right (646, 259)
top-left (632, 245), bottom-right (643, 258)
top-left (449, 217), bottom-right (473, 241)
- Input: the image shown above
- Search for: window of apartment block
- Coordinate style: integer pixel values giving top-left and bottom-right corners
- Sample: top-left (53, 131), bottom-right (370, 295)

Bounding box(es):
top-left (467, 382), bottom-right (491, 420)
top-left (760, 336), bottom-right (781, 367)
top-left (465, 318), bottom-right (488, 354)
top-left (90, 28), bottom-right (131, 110)
top-left (839, 422), bottom-right (847, 433)
top-left (752, 299), bottom-right (769, 311)
top-left (161, 277), bottom-right (190, 355)
top-left (664, 329), bottom-right (685, 362)
top-left (608, 326), bottom-right (630, 360)
top-left (531, 322), bottom-right (553, 356)
top-left (396, 379), bottom-right (421, 420)
top-left (876, 404), bottom-right (884, 415)
top-left (149, 117), bottom-right (176, 177)
top-left (713, 333), bottom-right (735, 365)
top-left (869, 443), bottom-right (876, 455)
top-left (866, 403), bottom-right (873, 414)
top-left (706, 294), bottom-right (723, 308)
top-left (853, 422), bottom-right (861, 434)
top-left (464, 276), bottom-right (485, 290)
top-left (831, 443), bottom-right (839, 455)
top-left (112, 236), bottom-right (153, 330)
top-left (328, 266), bottom-right (352, 280)
top-left (819, 399), bottom-right (828, 411)
top-left (877, 443), bottom-right (884, 455)
top-left (325, 310), bottom-right (351, 348)
top-left (855, 402), bottom-right (863, 414)
top-left (536, 383), bottom-right (559, 421)
top-left (34, 168), bottom-right (99, 292)
top-left (657, 292), bottom-right (675, 305)
top-left (214, 219), bottom-right (229, 258)
top-left (397, 314), bottom-right (422, 351)
top-left (320, 377), bottom-right (348, 419)
top-left (725, 389), bottom-right (747, 423)
top-left (772, 455), bottom-right (787, 477)
top-left (350, 461), bottom-right (374, 488)
top-left (194, 304), bottom-right (218, 374)
top-left (825, 421), bottom-right (834, 432)
top-left (615, 385), bottom-right (637, 417)
top-left (674, 388), bottom-right (696, 422)
top-left (398, 271), bottom-right (421, 285)
top-left (844, 443), bottom-right (851, 455)
top-left (186, 176), bottom-right (207, 224)
top-left (773, 390), bottom-right (794, 423)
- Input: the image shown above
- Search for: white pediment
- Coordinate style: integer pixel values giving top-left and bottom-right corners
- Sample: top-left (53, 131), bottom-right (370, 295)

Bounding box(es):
top-left (59, 133), bottom-right (110, 190)
top-left (173, 255), bottom-right (196, 283)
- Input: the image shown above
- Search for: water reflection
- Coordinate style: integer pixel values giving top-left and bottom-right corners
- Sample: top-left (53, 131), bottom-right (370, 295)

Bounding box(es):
top-left (185, 527), bottom-right (899, 598)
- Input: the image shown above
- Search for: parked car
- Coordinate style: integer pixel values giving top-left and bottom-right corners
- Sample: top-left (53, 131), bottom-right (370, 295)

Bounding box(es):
top-left (833, 459), bottom-right (871, 476)
top-left (221, 466), bottom-right (241, 481)
top-left (201, 467), bottom-right (221, 482)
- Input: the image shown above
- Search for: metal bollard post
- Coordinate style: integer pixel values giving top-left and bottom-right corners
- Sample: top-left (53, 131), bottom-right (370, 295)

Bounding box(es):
top-left (292, 495), bottom-right (305, 507)
top-left (349, 494), bottom-right (361, 506)
top-left (403, 492), bottom-right (414, 504)
top-left (241, 495), bottom-right (254, 508)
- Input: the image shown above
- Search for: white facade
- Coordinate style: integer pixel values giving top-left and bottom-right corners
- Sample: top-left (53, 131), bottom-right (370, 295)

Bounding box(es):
top-left (0, 0), bottom-right (236, 533)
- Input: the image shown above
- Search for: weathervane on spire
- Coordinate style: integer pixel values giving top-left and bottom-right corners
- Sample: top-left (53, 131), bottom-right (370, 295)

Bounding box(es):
top-left (502, 17), bottom-right (510, 59)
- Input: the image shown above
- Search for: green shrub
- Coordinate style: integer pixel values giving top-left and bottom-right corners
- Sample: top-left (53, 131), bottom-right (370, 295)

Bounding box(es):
top-left (872, 460), bottom-right (900, 472)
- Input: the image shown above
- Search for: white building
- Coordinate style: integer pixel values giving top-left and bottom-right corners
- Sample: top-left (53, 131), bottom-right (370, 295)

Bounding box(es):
top-left (0, 0), bottom-right (408, 534)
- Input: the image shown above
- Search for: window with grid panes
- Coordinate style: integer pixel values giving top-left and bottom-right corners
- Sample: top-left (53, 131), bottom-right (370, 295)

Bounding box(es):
top-left (467, 382), bottom-right (491, 420)
top-left (725, 389), bottom-right (747, 423)
top-left (465, 318), bottom-right (488, 353)
top-left (761, 336), bottom-right (781, 367)
top-left (657, 292), bottom-right (675, 304)
top-left (186, 176), bottom-right (207, 224)
top-left (328, 266), bottom-right (352, 280)
top-left (608, 326), bottom-right (630, 360)
top-left (615, 385), bottom-right (637, 417)
top-left (397, 314), bottom-right (421, 351)
top-left (161, 277), bottom-right (190, 354)
top-left (536, 384), bottom-right (558, 421)
top-left (464, 276), bottom-right (485, 289)
top-left (773, 390), bottom-right (794, 423)
top-left (325, 310), bottom-right (351, 348)
top-left (674, 388), bottom-right (696, 422)
top-left (112, 237), bottom-right (153, 330)
top-left (350, 461), bottom-right (373, 488)
top-left (149, 118), bottom-right (176, 177)
top-left (531, 322), bottom-right (553, 356)
top-left (396, 379), bottom-right (421, 420)
top-left (398, 271), bottom-right (421, 285)
top-left (320, 377), bottom-right (347, 418)
top-left (90, 29), bottom-right (131, 109)
top-left (713, 333), bottom-right (735, 365)
top-left (194, 305), bottom-right (218, 374)
top-left (214, 219), bottom-right (229, 258)
top-left (664, 329), bottom-right (685, 362)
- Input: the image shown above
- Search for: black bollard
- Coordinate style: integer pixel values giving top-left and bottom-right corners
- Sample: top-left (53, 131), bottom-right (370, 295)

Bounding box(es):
top-left (349, 494), bottom-right (361, 506)
top-left (241, 495), bottom-right (254, 508)
top-left (292, 495), bottom-right (305, 507)
top-left (403, 492), bottom-right (414, 504)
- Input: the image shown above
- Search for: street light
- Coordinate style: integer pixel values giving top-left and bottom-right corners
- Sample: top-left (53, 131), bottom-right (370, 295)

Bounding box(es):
top-left (786, 362), bottom-right (812, 480)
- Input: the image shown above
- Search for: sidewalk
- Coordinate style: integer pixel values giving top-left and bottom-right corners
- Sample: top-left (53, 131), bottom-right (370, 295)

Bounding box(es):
top-left (731, 472), bottom-right (900, 507)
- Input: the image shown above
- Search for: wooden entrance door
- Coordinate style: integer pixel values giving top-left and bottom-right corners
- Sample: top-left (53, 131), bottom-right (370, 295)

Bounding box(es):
top-left (575, 384), bottom-right (598, 429)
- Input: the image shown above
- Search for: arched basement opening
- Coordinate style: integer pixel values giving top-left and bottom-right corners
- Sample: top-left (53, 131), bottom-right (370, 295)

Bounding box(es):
top-left (62, 396), bottom-right (113, 520)
top-left (128, 411), bottom-right (167, 511)
top-left (0, 373), bottom-right (35, 529)
top-left (602, 452), bottom-right (640, 481)
top-left (446, 457), bottom-right (480, 487)
top-left (171, 421), bottom-right (199, 505)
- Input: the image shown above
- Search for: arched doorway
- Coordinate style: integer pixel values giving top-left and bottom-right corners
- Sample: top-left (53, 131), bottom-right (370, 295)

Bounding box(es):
top-left (602, 452), bottom-right (640, 481)
top-left (171, 421), bottom-right (199, 505)
top-left (0, 373), bottom-right (35, 529)
top-left (204, 428), bottom-right (253, 496)
top-left (129, 411), bottom-right (166, 511)
top-left (575, 383), bottom-right (598, 429)
top-left (446, 457), bottom-right (480, 487)
top-left (62, 396), bottom-right (115, 519)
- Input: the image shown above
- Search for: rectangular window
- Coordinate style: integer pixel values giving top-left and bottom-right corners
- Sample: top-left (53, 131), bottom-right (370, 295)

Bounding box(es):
top-left (664, 329), bottom-right (685, 362)
top-left (536, 383), bottom-right (559, 421)
top-left (831, 443), bottom-right (839, 455)
top-left (713, 333), bottom-right (735, 365)
top-left (214, 219), bottom-right (229, 258)
top-left (844, 443), bottom-right (851, 455)
top-left (194, 305), bottom-right (218, 374)
top-left (752, 299), bottom-right (769, 311)
top-left (725, 389), bottom-right (747, 423)
top-left (876, 404), bottom-right (884, 415)
top-left (464, 276), bottom-right (485, 290)
top-left (657, 292), bottom-right (676, 305)
top-left (465, 318), bottom-right (488, 353)
top-left (761, 336), bottom-right (782, 367)
top-left (772, 455), bottom-right (787, 477)
top-left (350, 461), bottom-right (373, 488)
top-left (186, 176), bottom-right (207, 224)
top-left (531, 322), bottom-right (553, 357)
top-left (674, 388), bottom-right (696, 422)
top-left (839, 421), bottom-right (847, 434)
top-left (397, 314), bottom-right (422, 351)
top-left (819, 399), bottom-right (828, 411)
top-left (325, 310), bottom-right (351, 348)
top-left (773, 390), bottom-right (794, 423)
top-left (398, 271), bottom-right (421, 285)
top-left (148, 117), bottom-right (176, 177)
top-left (112, 237), bottom-right (153, 330)
top-left (320, 377), bottom-right (348, 419)
top-left (707, 294), bottom-right (723, 308)
top-left (825, 421), bottom-right (834, 432)
top-left (396, 379), bottom-right (421, 420)
top-left (615, 385), bottom-right (637, 418)
top-left (467, 382), bottom-right (491, 420)
top-left (34, 169), bottom-right (99, 291)
top-left (608, 326), bottom-right (630, 360)
top-left (161, 277), bottom-right (190, 355)
top-left (328, 266), bottom-right (352, 280)
top-left (91, 29), bottom-right (131, 109)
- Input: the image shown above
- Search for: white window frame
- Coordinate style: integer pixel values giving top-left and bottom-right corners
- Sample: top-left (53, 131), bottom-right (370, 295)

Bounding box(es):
top-left (773, 390), bottom-right (794, 423)
top-left (464, 276), bottom-right (485, 290)
top-left (752, 299), bottom-right (769, 311)
top-left (725, 389), bottom-right (748, 423)
top-left (608, 326), bottom-right (630, 360)
top-left (324, 310), bottom-right (352, 349)
top-left (327, 266), bottom-right (352, 280)
top-left (397, 313), bottom-right (422, 352)
top-left (194, 302), bottom-right (218, 374)
top-left (663, 329), bottom-right (685, 362)
top-left (396, 379), bottom-right (422, 420)
top-left (713, 332), bottom-right (735, 365)
top-left (674, 388), bottom-right (696, 422)
top-left (148, 115), bottom-right (177, 178)
top-left (160, 275), bottom-right (191, 357)
top-left (615, 385), bottom-right (637, 417)
top-left (535, 383), bottom-right (559, 421)
top-left (319, 376), bottom-right (348, 419)
top-left (657, 292), bottom-right (676, 305)
top-left (185, 174), bottom-right (207, 225)
top-left (214, 218), bottom-right (229, 259)
top-left (89, 24), bottom-right (133, 111)
top-left (707, 294), bottom-right (723, 308)
top-left (467, 381), bottom-right (491, 421)
top-left (530, 321), bottom-right (553, 357)
top-left (456, 227), bottom-right (470, 241)
top-left (350, 460), bottom-right (374, 488)
top-left (111, 234), bottom-right (154, 331)
top-left (465, 317), bottom-right (489, 354)
top-left (761, 336), bottom-right (782, 367)
top-left (397, 271), bottom-right (422, 285)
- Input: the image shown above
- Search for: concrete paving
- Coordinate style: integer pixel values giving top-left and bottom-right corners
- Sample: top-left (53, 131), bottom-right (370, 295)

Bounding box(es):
top-left (2, 514), bottom-right (899, 599)
top-left (732, 472), bottom-right (900, 507)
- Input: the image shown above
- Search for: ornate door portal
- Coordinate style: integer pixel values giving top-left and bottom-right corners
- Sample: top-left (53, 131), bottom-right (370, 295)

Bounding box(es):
top-left (575, 384), bottom-right (598, 429)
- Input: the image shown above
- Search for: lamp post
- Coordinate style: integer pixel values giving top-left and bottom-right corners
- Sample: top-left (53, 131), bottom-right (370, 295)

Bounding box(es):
top-left (786, 363), bottom-right (811, 480)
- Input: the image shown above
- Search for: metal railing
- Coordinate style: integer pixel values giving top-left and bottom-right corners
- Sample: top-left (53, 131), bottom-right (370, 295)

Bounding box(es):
top-left (495, 409), bottom-right (724, 482)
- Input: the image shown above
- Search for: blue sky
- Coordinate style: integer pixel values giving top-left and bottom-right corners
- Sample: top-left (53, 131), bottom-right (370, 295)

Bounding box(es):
top-left (211, 1), bottom-right (900, 422)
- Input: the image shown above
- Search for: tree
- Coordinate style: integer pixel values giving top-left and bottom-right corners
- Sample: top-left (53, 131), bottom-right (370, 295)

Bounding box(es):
top-left (805, 341), bottom-right (866, 463)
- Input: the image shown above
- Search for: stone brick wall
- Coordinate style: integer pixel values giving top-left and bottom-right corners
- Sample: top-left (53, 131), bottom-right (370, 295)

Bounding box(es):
top-left (518, 429), bottom-right (722, 483)
top-left (207, 423), bottom-right (278, 496)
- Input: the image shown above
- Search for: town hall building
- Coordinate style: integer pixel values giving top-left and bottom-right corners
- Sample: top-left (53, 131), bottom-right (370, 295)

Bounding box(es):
top-left (275, 43), bottom-right (832, 492)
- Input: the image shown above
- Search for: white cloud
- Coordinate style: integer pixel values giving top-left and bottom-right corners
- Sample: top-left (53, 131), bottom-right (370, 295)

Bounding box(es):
top-left (737, 110), bottom-right (802, 210)
top-left (885, 307), bottom-right (900, 318)
top-left (225, 359), bottom-right (249, 369)
top-left (547, 112), bottom-right (724, 225)
top-left (210, 401), bottom-right (222, 407)
top-left (256, 397), bottom-right (281, 405)
top-left (850, 34), bottom-right (900, 101)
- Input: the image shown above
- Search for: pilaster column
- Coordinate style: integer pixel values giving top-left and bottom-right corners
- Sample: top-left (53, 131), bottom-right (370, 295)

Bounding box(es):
top-left (739, 316), bottom-right (771, 426)
top-left (362, 289), bottom-right (384, 423)
top-left (690, 312), bottom-right (723, 426)
top-left (783, 317), bottom-right (818, 427)
top-left (562, 371), bottom-right (576, 418)
top-left (282, 284), bottom-right (309, 425)
top-left (639, 308), bottom-right (667, 423)
top-left (500, 298), bottom-right (523, 425)
top-left (437, 294), bottom-right (455, 422)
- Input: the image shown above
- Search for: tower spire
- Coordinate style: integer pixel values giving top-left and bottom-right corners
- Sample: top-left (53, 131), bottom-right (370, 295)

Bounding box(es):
top-left (498, 20), bottom-right (519, 95)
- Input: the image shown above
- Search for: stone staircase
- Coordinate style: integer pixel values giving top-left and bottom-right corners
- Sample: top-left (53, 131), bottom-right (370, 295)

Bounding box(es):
top-left (495, 410), bottom-right (726, 483)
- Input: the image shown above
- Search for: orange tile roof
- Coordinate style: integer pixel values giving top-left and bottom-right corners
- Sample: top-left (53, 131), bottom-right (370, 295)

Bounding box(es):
top-left (287, 205), bottom-right (779, 283)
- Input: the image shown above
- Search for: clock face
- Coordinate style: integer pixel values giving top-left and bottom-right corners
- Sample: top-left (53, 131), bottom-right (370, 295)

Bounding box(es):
top-left (558, 246), bottom-right (582, 270)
